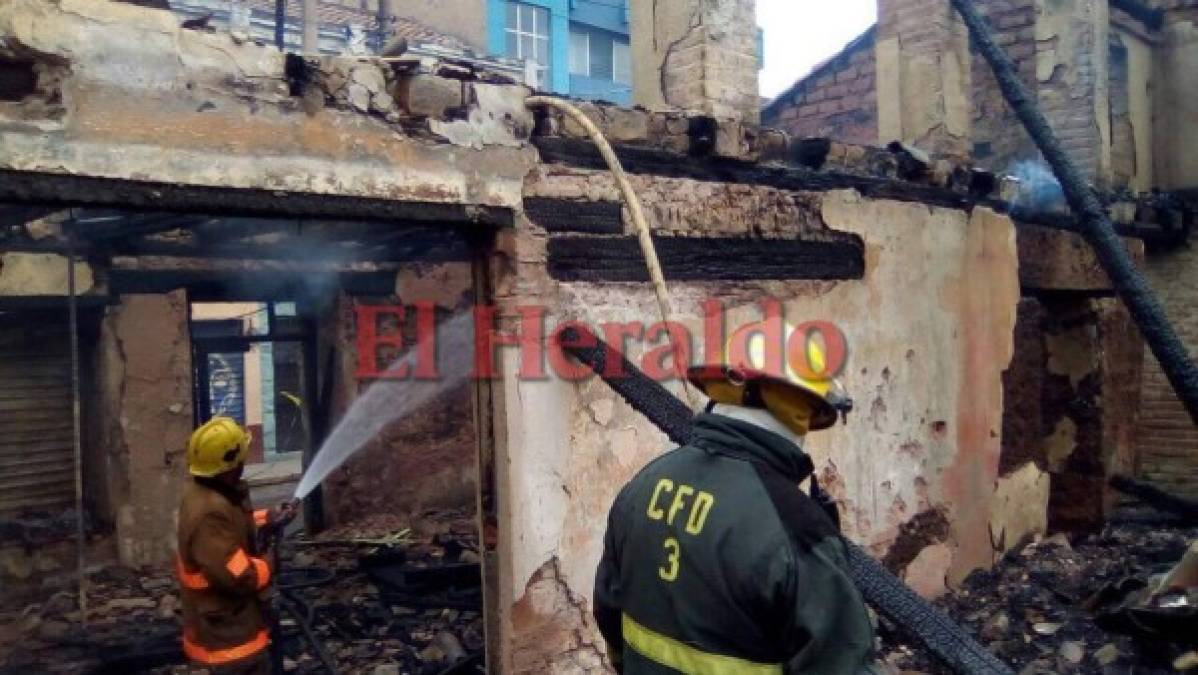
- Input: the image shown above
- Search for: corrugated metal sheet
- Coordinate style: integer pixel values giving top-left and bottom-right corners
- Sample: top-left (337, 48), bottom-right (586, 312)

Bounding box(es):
top-left (0, 318), bottom-right (74, 516)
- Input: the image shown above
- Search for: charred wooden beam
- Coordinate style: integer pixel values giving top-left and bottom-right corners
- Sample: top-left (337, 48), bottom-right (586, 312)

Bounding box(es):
top-left (1109, 475), bottom-right (1198, 522)
top-left (952, 0), bottom-right (1198, 425)
top-left (523, 198), bottom-right (624, 234)
top-left (108, 270), bottom-right (396, 299)
top-left (533, 137), bottom-right (979, 212)
top-left (0, 170), bottom-right (513, 228)
top-left (547, 235), bottom-right (864, 283)
top-left (1110, 0), bottom-right (1165, 30)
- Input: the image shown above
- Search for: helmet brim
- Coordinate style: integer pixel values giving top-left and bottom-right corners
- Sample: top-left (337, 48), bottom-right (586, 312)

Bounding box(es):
top-left (686, 365), bottom-right (840, 431)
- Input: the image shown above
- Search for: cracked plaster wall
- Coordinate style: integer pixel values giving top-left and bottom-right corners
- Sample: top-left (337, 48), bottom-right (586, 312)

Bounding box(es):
top-left (95, 291), bottom-right (194, 567)
top-left (628, 0), bottom-right (760, 123)
top-left (491, 169), bottom-right (1021, 671)
top-left (0, 0), bottom-right (537, 211)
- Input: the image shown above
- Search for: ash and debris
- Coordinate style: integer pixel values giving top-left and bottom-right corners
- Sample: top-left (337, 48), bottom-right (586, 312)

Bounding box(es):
top-left (0, 509), bottom-right (483, 675)
top-left (879, 519), bottom-right (1198, 674)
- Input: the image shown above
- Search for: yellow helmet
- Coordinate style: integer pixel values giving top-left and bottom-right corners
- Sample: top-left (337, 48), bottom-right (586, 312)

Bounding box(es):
top-left (687, 321), bottom-right (852, 434)
top-left (187, 417), bottom-right (252, 478)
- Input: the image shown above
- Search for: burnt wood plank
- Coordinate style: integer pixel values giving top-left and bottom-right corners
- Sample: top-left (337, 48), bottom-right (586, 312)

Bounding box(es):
top-left (523, 198), bottom-right (624, 234)
top-left (0, 170), bottom-right (513, 228)
top-left (547, 235), bottom-right (864, 282)
top-left (532, 136), bottom-right (979, 212)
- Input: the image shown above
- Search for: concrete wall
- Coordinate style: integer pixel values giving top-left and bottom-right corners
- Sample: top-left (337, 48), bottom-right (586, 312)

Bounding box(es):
top-left (0, 0), bottom-right (537, 212)
top-left (95, 292), bottom-right (195, 567)
top-left (492, 169), bottom-right (1022, 671)
top-left (761, 30), bottom-right (878, 145)
top-left (1154, 16), bottom-right (1198, 189)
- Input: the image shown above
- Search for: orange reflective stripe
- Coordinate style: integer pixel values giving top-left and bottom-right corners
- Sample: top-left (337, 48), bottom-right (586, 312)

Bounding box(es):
top-left (183, 629), bottom-right (269, 665)
top-left (225, 548), bottom-right (251, 578)
top-left (175, 554), bottom-right (209, 591)
top-left (253, 509), bottom-right (269, 527)
top-left (251, 556), bottom-right (271, 591)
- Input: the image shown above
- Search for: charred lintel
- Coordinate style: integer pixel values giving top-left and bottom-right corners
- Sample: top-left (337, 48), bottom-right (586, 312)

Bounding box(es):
top-left (547, 235), bottom-right (865, 283)
top-left (0, 204), bottom-right (59, 229)
top-left (0, 170), bottom-right (514, 228)
top-left (0, 295), bottom-right (111, 310)
top-left (1110, 0), bottom-right (1165, 29)
top-left (532, 137), bottom-right (979, 212)
top-left (1109, 475), bottom-right (1198, 522)
top-left (114, 234), bottom-right (472, 263)
top-left (523, 198), bottom-right (624, 234)
top-left (108, 270), bottom-right (396, 299)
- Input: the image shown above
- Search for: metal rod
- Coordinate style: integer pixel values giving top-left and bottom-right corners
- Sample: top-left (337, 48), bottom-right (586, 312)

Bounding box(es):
top-left (949, 0), bottom-right (1198, 425)
top-left (67, 235), bottom-right (88, 627)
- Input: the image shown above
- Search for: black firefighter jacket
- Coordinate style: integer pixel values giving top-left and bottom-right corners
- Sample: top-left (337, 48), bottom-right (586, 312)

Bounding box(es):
top-left (594, 412), bottom-right (874, 674)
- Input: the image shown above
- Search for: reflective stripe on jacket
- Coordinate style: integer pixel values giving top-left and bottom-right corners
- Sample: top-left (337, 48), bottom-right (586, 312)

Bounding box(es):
top-left (176, 478), bottom-right (272, 665)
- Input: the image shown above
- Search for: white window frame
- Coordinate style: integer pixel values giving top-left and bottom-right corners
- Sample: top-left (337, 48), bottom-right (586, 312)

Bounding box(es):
top-left (612, 38), bottom-right (632, 86)
top-left (505, 2), bottom-right (551, 89)
top-left (570, 29), bottom-right (590, 77)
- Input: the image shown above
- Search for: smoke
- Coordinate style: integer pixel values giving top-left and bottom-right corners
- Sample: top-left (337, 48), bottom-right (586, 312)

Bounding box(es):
top-left (1006, 160), bottom-right (1067, 218)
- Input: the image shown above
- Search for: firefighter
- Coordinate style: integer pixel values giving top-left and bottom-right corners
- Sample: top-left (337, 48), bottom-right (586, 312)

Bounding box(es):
top-left (594, 323), bottom-right (874, 674)
top-left (176, 417), bottom-right (296, 674)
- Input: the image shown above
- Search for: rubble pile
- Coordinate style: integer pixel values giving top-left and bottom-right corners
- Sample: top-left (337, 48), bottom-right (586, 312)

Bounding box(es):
top-left (879, 519), bottom-right (1198, 674)
top-left (0, 509), bottom-right (484, 675)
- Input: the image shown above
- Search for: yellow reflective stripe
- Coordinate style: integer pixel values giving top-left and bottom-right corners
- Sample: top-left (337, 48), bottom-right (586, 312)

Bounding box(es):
top-left (622, 613), bottom-right (782, 675)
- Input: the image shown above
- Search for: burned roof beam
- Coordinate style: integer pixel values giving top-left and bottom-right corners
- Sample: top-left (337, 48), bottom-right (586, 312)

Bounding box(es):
top-left (0, 170), bottom-right (514, 229)
top-left (533, 137), bottom-right (979, 213)
top-left (113, 238), bottom-right (472, 263)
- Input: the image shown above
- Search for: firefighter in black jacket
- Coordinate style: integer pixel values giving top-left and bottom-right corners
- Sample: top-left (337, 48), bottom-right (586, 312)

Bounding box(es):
top-left (594, 323), bottom-right (874, 674)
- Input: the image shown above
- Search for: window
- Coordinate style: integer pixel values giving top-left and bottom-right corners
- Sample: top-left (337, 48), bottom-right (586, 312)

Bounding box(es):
top-left (613, 38), bottom-right (631, 85)
top-left (505, 2), bottom-right (550, 89)
top-left (570, 29), bottom-right (590, 76)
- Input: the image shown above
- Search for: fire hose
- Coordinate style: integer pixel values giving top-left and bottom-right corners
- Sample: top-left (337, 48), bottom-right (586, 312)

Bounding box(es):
top-left (557, 326), bottom-right (1014, 675)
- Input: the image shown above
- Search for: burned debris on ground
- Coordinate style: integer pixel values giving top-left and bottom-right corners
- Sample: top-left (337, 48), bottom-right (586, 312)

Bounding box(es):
top-left (879, 520), bottom-right (1198, 674)
top-left (0, 510), bottom-right (483, 675)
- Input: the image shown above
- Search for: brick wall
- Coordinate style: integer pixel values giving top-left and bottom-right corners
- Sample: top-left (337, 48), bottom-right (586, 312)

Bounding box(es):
top-left (761, 27), bottom-right (878, 145)
top-left (1137, 244), bottom-right (1198, 499)
top-left (971, 0), bottom-right (1039, 172)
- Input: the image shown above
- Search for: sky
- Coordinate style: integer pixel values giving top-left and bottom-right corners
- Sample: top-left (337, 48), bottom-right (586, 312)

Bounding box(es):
top-left (757, 0), bottom-right (878, 100)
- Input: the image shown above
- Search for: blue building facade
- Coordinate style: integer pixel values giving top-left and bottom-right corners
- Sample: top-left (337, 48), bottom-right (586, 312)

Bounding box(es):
top-left (487, 0), bottom-right (632, 105)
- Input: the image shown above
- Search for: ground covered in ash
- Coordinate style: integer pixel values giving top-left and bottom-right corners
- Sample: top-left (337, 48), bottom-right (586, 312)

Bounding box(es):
top-left (0, 510), bottom-right (483, 675)
top-left (879, 519), bottom-right (1198, 674)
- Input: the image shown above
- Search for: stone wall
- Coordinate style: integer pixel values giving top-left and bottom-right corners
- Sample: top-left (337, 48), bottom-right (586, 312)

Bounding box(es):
top-left (1138, 244), bottom-right (1198, 498)
top-left (492, 167), bottom-right (1022, 671)
top-left (761, 29), bottom-right (878, 146)
top-left (1155, 14), bottom-right (1198, 189)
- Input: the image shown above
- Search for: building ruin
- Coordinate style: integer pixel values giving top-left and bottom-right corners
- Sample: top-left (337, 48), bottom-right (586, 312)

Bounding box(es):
top-left (0, 0), bottom-right (1194, 672)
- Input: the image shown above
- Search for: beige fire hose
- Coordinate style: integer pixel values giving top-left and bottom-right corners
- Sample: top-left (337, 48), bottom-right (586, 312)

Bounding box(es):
top-left (525, 95), bottom-right (695, 405)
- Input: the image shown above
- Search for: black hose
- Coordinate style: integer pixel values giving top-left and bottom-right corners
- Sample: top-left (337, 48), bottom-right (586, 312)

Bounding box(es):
top-left (560, 328), bottom-right (1013, 674)
top-left (949, 0), bottom-right (1198, 425)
